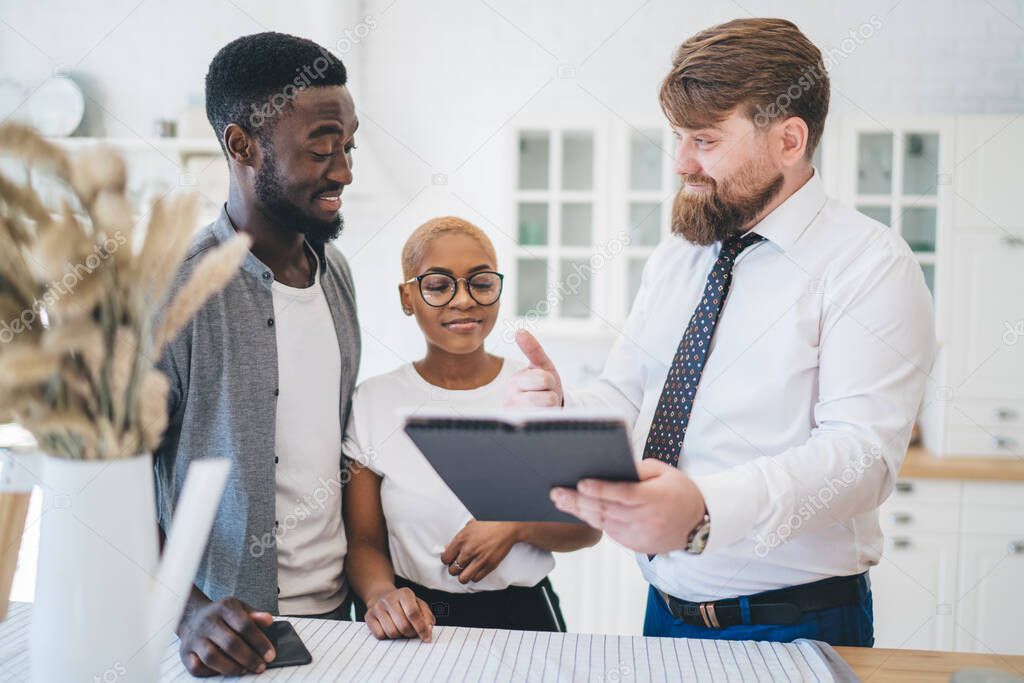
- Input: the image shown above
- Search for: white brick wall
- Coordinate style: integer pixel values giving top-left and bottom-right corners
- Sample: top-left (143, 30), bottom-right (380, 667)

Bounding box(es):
top-left (1, 0), bottom-right (1021, 132)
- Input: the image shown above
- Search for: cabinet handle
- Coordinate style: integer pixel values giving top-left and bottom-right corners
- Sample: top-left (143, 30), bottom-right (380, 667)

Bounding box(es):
top-left (891, 537), bottom-right (912, 550)
top-left (1009, 541), bottom-right (1024, 555)
top-left (992, 436), bottom-right (1018, 450)
top-left (993, 407), bottom-right (1019, 422)
top-left (895, 481), bottom-right (915, 494)
top-left (891, 512), bottom-right (913, 524)
top-left (1004, 235), bottom-right (1024, 247)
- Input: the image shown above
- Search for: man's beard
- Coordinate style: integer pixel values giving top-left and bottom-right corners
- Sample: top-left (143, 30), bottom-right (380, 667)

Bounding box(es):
top-left (671, 159), bottom-right (784, 246)
top-left (254, 149), bottom-right (344, 244)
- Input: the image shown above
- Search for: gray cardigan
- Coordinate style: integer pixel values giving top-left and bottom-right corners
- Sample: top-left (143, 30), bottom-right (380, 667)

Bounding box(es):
top-left (154, 208), bottom-right (360, 613)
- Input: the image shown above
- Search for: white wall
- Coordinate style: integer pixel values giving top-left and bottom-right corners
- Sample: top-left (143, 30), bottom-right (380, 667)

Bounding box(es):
top-left (3, 0), bottom-right (1021, 381)
top-left (346, 0), bottom-right (1024, 382)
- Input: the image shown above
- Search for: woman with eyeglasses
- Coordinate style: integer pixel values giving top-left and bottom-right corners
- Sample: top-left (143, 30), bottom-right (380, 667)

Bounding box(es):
top-left (342, 216), bottom-right (601, 642)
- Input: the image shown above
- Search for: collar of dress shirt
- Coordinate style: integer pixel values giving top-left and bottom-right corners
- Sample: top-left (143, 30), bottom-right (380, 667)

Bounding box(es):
top-left (742, 166), bottom-right (827, 253)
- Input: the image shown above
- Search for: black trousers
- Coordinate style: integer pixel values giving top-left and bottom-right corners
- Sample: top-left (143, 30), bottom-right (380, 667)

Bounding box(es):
top-left (354, 575), bottom-right (567, 632)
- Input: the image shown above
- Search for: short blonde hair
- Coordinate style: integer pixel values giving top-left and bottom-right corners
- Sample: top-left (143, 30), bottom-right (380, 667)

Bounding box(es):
top-left (401, 216), bottom-right (498, 279)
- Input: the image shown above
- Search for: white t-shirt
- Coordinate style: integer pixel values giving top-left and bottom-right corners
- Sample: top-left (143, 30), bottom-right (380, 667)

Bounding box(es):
top-left (343, 358), bottom-right (556, 593)
top-left (272, 252), bottom-right (347, 615)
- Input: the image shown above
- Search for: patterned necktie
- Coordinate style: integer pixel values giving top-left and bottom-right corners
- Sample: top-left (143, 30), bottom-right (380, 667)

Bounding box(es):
top-left (642, 231), bottom-right (765, 468)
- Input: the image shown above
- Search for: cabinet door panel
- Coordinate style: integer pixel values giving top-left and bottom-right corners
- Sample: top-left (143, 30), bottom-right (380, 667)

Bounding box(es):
top-left (962, 482), bottom-right (1024, 510)
top-left (887, 478), bottom-right (962, 505)
top-left (948, 229), bottom-right (1024, 399)
top-left (879, 501), bottom-right (960, 535)
top-left (954, 116), bottom-right (1024, 231)
top-left (956, 534), bottom-right (1024, 655)
top-left (871, 532), bottom-right (957, 650)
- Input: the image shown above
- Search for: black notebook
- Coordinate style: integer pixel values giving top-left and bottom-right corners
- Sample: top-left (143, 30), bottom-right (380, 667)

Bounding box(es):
top-left (403, 410), bottom-right (639, 524)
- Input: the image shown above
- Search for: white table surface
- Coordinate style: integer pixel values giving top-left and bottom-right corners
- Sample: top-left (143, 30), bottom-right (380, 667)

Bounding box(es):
top-left (0, 602), bottom-right (856, 682)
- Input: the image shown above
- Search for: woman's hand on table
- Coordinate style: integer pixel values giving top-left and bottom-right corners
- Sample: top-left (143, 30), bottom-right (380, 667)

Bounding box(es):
top-left (365, 586), bottom-right (435, 642)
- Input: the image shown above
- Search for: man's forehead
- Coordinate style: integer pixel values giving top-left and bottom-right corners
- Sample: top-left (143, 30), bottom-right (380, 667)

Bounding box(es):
top-left (290, 86), bottom-right (356, 129)
top-left (674, 111), bottom-right (751, 134)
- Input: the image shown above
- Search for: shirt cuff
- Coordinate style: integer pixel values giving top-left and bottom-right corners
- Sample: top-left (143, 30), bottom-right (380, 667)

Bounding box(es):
top-left (691, 465), bottom-right (765, 553)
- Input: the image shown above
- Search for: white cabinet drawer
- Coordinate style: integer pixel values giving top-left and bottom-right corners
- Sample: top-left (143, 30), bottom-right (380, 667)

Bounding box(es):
top-left (879, 502), bottom-right (960, 535)
top-left (887, 478), bottom-right (961, 505)
top-left (948, 400), bottom-right (1024, 428)
top-left (944, 428), bottom-right (1024, 457)
top-left (962, 505), bottom-right (1024, 535)
top-left (962, 481), bottom-right (1024, 509)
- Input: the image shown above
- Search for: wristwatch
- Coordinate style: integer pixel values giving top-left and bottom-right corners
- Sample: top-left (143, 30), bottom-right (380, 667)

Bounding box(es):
top-left (684, 511), bottom-right (711, 555)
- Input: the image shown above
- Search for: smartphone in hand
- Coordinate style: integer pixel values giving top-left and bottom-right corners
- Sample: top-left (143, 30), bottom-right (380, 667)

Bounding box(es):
top-left (263, 621), bottom-right (312, 669)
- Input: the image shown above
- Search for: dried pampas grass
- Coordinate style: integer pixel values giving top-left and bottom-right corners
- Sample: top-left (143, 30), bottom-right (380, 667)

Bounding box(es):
top-left (68, 146), bottom-right (125, 206)
top-left (0, 173), bottom-right (50, 224)
top-left (153, 232), bottom-right (252, 354)
top-left (0, 123), bottom-right (69, 178)
top-left (0, 124), bottom-right (249, 459)
top-left (138, 370), bottom-right (169, 451)
top-left (136, 192), bottom-right (201, 305)
top-left (0, 346), bottom-right (61, 389)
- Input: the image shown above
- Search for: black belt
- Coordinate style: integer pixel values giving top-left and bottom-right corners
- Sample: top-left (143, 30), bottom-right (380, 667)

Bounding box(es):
top-left (660, 573), bottom-right (866, 629)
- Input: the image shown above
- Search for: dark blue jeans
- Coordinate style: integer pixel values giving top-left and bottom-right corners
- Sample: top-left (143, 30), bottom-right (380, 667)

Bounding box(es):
top-left (643, 574), bottom-right (874, 647)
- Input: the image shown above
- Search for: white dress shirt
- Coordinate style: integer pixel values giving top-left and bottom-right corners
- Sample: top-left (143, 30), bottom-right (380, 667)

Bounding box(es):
top-left (343, 358), bottom-right (556, 593)
top-left (566, 170), bottom-right (935, 602)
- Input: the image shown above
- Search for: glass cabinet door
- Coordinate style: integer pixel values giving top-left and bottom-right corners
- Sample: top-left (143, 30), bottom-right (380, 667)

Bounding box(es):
top-left (857, 132), bottom-right (893, 195)
top-left (623, 129), bottom-right (669, 314)
top-left (852, 127), bottom-right (942, 299)
top-left (630, 129), bottom-right (662, 191)
top-left (903, 133), bottom-right (939, 196)
top-left (518, 131), bottom-right (549, 190)
top-left (517, 202), bottom-right (548, 245)
top-left (514, 129), bottom-right (597, 321)
top-left (516, 257), bottom-right (548, 317)
top-left (560, 202), bottom-right (592, 246)
top-left (903, 206), bottom-right (938, 252)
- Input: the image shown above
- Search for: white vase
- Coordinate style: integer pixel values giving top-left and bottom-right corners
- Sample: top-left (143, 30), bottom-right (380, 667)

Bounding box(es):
top-left (29, 452), bottom-right (228, 683)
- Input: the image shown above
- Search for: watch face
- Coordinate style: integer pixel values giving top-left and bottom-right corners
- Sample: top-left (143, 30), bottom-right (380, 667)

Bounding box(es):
top-left (687, 517), bottom-right (711, 554)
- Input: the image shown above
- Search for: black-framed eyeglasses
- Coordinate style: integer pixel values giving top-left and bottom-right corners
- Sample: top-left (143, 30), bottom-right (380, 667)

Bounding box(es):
top-left (403, 271), bottom-right (504, 307)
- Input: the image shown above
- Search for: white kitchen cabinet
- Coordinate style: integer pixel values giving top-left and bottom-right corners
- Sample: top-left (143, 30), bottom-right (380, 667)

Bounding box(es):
top-left (871, 479), bottom-right (960, 651)
top-left (834, 116), bottom-right (952, 301)
top-left (953, 116), bottom-right (1024, 233)
top-left (955, 533), bottom-right (1024, 655)
top-left (955, 482), bottom-right (1024, 655)
top-left (828, 114), bottom-right (1024, 457)
top-left (871, 531), bottom-right (958, 651)
top-left (924, 224), bottom-right (1024, 454)
top-left (947, 229), bottom-right (1024, 400)
top-left (549, 536), bottom-right (650, 636)
top-left (872, 477), bottom-right (1024, 655)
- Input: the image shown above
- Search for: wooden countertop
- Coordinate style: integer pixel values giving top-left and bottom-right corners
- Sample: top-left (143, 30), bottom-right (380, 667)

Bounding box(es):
top-left (837, 645), bottom-right (1024, 681)
top-left (899, 445), bottom-right (1024, 482)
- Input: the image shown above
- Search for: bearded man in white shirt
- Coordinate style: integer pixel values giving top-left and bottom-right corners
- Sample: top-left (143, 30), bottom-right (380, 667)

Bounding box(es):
top-left (506, 17), bottom-right (935, 646)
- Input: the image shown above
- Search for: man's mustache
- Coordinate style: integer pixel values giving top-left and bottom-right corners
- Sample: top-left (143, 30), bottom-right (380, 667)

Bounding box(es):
top-left (680, 174), bottom-right (717, 188)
